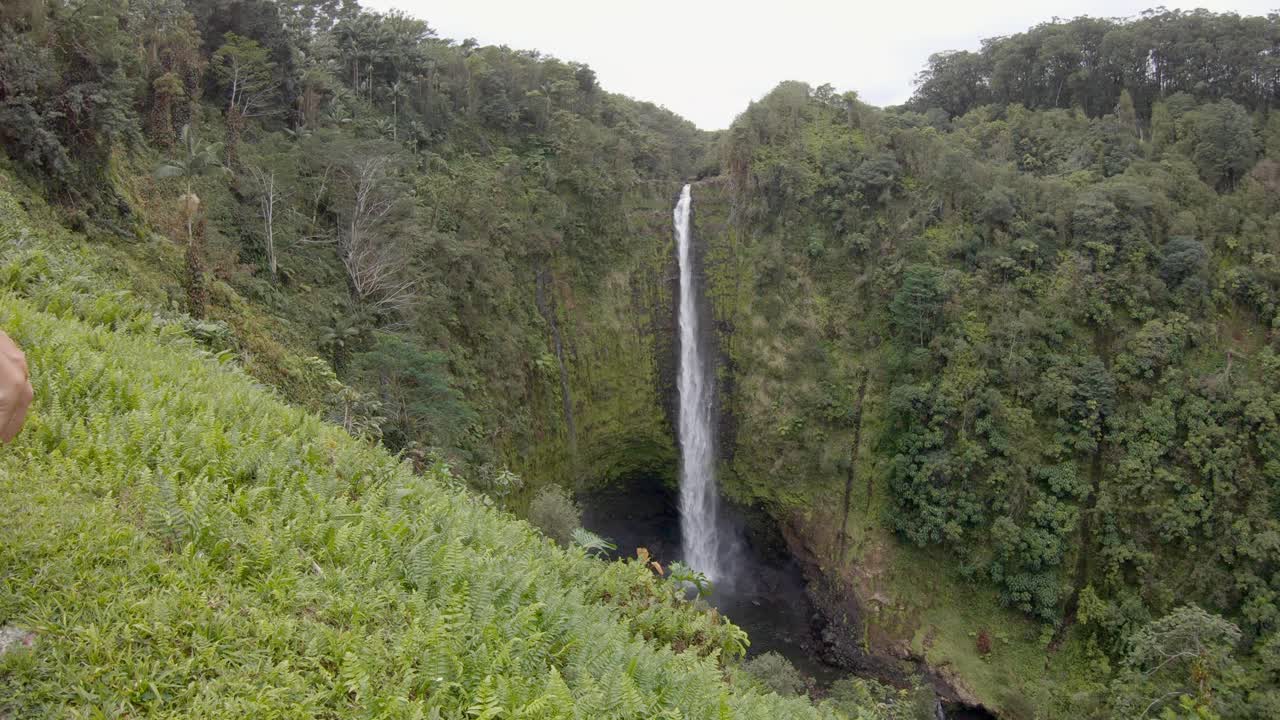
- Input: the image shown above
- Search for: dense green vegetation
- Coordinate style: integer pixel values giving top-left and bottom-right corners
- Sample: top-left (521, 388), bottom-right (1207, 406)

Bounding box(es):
top-left (0, 0), bottom-right (699, 500)
top-left (0, 1), bottom-right (905, 718)
top-left (706, 13), bottom-right (1280, 715)
top-left (911, 9), bottom-right (1280, 121)
top-left (6, 0), bottom-right (1280, 717)
top-left (0, 177), bottom-right (866, 718)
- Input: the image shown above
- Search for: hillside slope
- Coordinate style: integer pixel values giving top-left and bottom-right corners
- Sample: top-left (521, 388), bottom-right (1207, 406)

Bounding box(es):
top-left (0, 0), bottom-right (707, 508)
top-left (0, 179), bottom-right (847, 719)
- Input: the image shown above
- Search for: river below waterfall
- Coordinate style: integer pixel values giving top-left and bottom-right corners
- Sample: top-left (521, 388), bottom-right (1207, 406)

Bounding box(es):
top-left (580, 479), bottom-right (845, 687)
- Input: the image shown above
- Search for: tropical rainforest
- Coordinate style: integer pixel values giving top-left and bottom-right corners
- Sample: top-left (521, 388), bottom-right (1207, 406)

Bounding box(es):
top-left (3, 1), bottom-right (1280, 718)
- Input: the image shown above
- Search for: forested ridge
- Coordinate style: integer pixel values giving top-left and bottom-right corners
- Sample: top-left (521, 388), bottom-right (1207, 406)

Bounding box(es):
top-left (711, 11), bottom-right (1280, 716)
top-left (3, 1), bottom-right (1280, 718)
top-left (911, 9), bottom-right (1280, 120)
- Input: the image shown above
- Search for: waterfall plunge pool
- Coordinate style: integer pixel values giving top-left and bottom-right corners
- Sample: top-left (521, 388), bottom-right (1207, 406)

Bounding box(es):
top-left (578, 479), bottom-right (1000, 719)
top-left (579, 478), bottom-right (844, 688)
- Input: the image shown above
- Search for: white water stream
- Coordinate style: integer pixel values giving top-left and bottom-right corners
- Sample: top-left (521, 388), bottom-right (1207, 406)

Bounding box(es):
top-left (674, 183), bottom-right (722, 579)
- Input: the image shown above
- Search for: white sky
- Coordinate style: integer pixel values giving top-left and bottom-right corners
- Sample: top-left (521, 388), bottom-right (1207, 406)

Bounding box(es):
top-left (363, 0), bottom-right (1278, 130)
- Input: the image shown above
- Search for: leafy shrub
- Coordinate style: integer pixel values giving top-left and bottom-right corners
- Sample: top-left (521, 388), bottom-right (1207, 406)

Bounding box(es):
top-left (739, 652), bottom-right (808, 697)
top-left (527, 484), bottom-right (581, 546)
top-left (1159, 236), bottom-right (1208, 287)
top-left (352, 332), bottom-right (476, 453)
top-left (826, 677), bottom-right (935, 720)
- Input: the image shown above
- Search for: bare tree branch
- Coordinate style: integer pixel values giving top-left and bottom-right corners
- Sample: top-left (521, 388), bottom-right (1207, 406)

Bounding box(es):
top-left (336, 156), bottom-right (416, 316)
top-left (245, 162), bottom-right (290, 279)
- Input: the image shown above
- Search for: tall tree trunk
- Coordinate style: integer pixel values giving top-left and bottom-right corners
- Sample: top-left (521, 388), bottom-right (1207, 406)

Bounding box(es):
top-left (175, 68), bottom-right (198, 130)
top-left (265, 191), bottom-right (277, 279)
top-left (149, 92), bottom-right (175, 148)
top-left (300, 83), bottom-right (319, 129)
top-left (185, 215), bottom-right (208, 319)
top-left (225, 105), bottom-right (243, 168)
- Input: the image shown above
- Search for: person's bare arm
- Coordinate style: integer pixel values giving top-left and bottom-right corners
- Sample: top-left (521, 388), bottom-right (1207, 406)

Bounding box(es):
top-left (0, 331), bottom-right (32, 443)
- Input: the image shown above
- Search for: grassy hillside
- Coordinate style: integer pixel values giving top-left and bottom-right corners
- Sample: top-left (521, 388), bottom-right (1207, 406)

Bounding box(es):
top-left (0, 178), bottom-right (855, 719)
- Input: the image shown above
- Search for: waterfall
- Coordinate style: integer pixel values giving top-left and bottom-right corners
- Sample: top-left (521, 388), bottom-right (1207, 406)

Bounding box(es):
top-left (674, 183), bottom-right (722, 579)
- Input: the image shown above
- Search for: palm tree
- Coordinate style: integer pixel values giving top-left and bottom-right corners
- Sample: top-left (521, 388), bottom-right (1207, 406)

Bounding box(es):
top-left (154, 125), bottom-right (228, 317)
top-left (319, 313), bottom-right (365, 370)
top-left (154, 124), bottom-right (227, 247)
top-left (388, 79), bottom-right (405, 141)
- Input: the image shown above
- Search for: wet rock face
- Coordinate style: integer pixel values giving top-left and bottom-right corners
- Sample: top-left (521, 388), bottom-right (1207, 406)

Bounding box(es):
top-left (775, 518), bottom-right (1000, 718)
top-left (806, 568), bottom-right (912, 682)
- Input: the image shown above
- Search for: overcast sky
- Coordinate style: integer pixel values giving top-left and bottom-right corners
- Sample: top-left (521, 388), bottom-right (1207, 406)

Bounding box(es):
top-left (363, 0), bottom-right (1277, 130)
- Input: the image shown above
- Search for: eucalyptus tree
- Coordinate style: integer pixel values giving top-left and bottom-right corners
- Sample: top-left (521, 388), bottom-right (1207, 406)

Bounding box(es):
top-left (211, 33), bottom-right (278, 165)
top-left (244, 161), bottom-right (289, 279)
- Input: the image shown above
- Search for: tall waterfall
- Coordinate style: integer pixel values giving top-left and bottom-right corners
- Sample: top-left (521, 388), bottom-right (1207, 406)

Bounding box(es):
top-left (674, 183), bottom-right (722, 579)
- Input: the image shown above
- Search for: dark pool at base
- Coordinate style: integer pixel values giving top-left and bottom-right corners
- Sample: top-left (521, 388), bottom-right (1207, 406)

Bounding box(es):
top-left (579, 480), bottom-right (845, 687)
top-left (579, 480), bottom-right (1001, 720)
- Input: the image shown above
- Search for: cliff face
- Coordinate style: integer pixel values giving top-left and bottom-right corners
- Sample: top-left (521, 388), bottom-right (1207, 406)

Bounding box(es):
top-left (689, 176), bottom-right (868, 508)
top-left (684, 176), bottom-right (1067, 715)
top-left (517, 191), bottom-right (680, 493)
